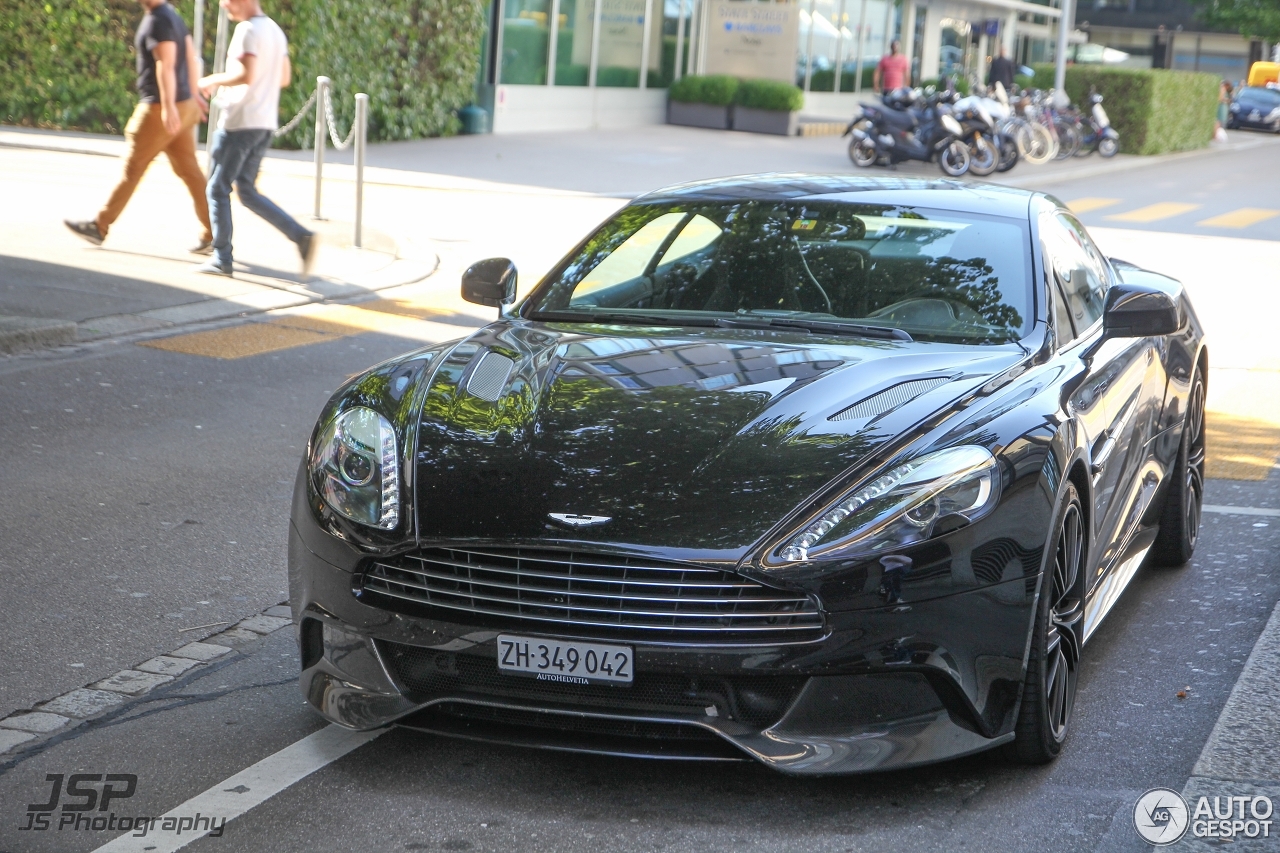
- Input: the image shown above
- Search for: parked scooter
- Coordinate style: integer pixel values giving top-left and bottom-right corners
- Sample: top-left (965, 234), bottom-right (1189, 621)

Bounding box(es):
top-left (952, 92), bottom-right (1018, 175)
top-left (1074, 89), bottom-right (1120, 157)
top-left (844, 88), bottom-right (971, 177)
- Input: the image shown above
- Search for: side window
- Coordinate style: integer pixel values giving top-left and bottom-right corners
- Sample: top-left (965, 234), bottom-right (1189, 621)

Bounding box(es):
top-left (1045, 246), bottom-right (1077, 346)
top-left (1044, 213), bottom-right (1108, 332)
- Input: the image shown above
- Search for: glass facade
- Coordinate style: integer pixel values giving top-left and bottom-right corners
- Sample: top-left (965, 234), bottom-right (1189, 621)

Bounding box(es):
top-left (500, 0), bottom-right (553, 84)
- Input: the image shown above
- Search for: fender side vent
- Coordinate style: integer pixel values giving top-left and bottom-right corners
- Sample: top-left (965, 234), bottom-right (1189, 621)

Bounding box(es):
top-left (465, 351), bottom-right (515, 402)
top-left (829, 376), bottom-right (952, 422)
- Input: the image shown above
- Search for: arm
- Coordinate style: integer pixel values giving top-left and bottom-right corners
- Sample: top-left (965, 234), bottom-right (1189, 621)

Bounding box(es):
top-left (281, 54), bottom-right (291, 88)
top-left (185, 34), bottom-right (208, 118)
top-left (153, 40), bottom-right (181, 134)
top-left (873, 61), bottom-right (882, 92)
top-left (199, 53), bottom-right (256, 97)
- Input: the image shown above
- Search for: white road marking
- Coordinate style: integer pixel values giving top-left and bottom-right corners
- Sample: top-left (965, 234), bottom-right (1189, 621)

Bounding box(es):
top-left (1202, 504), bottom-right (1280, 518)
top-left (92, 724), bottom-right (385, 852)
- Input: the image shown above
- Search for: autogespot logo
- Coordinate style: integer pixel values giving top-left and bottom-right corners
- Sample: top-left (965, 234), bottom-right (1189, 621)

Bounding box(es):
top-left (1133, 788), bottom-right (1190, 846)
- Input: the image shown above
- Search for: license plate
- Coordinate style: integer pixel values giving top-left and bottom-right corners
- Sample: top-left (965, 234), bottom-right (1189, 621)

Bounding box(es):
top-left (496, 634), bottom-right (633, 685)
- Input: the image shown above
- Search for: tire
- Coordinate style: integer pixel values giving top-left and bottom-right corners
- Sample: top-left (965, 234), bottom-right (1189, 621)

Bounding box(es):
top-left (1053, 120), bottom-right (1081, 159)
top-left (1152, 368), bottom-right (1206, 566)
top-left (1022, 123), bottom-right (1056, 165)
top-left (996, 136), bottom-right (1019, 172)
top-left (1098, 137), bottom-right (1118, 157)
top-left (966, 133), bottom-right (999, 177)
top-left (849, 139), bottom-right (878, 168)
top-left (1008, 481), bottom-right (1086, 764)
top-left (938, 140), bottom-right (970, 177)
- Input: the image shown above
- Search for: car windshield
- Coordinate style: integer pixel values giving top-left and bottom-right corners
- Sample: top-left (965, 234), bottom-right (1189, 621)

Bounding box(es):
top-left (525, 200), bottom-right (1033, 344)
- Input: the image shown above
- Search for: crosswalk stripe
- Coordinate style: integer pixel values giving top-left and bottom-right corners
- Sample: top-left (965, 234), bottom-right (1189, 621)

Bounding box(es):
top-left (1197, 208), bottom-right (1280, 229)
top-left (1105, 202), bottom-right (1201, 223)
top-left (1066, 197), bottom-right (1121, 214)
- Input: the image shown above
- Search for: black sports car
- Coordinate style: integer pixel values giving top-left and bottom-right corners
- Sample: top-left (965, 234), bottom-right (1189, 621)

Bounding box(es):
top-left (1227, 86), bottom-right (1280, 132)
top-left (289, 175), bottom-right (1207, 774)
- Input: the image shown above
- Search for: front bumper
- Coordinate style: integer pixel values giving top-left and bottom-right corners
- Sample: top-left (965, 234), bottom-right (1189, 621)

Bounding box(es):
top-left (289, 519), bottom-right (1039, 775)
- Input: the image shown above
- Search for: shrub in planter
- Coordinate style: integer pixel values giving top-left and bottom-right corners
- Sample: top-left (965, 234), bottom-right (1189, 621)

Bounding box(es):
top-left (667, 74), bottom-right (738, 129)
top-left (1030, 65), bottom-right (1217, 154)
top-left (735, 78), bottom-right (804, 112)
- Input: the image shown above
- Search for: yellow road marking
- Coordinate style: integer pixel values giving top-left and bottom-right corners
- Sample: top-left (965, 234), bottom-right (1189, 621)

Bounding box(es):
top-left (1197, 208), bottom-right (1280, 229)
top-left (1105, 202), bottom-right (1201, 223)
top-left (1206, 369), bottom-right (1280, 481)
top-left (1066, 197), bottom-right (1122, 214)
top-left (140, 322), bottom-right (337, 359)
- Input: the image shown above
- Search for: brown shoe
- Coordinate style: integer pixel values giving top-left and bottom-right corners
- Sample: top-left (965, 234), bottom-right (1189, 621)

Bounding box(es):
top-left (65, 220), bottom-right (104, 245)
top-left (190, 239), bottom-right (214, 255)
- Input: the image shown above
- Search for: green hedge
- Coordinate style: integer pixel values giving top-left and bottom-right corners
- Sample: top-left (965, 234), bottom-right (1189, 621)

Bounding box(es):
top-left (0, 0), bottom-right (485, 144)
top-left (807, 66), bottom-right (875, 93)
top-left (736, 78), bottom-right (803, 112)
top-left (919, 77), bottom-right (970, 96)
top-left (668, 74), bottom-right (739, 106)
top-left (1029, 64), bottom-right (1218, 155)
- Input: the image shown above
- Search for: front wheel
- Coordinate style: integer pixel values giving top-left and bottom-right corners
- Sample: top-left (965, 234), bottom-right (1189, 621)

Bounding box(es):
top-left (1098, 136), bottom-right (1119, 157)
top-left (938, 140), bottom-right (970, 177)
top-left (996, 136), bottom-right (1019, 172)
top-left (966, 133), bottom-right (999, 177)
top-left (1008, 481), bottom-right (1085, 764)
top-left (1054, 120), bottom-right (1082, 159)
top-left (849, 139), bottom-right (878, 167)
top-left (1152, 367), bottom-right (1205, 566)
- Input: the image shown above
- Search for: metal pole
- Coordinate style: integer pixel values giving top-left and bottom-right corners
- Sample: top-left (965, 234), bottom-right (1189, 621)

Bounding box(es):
top-left (1053, 0), bottom-right (1073, 92)
top-left (803, 0), bottom-right (817, 92)
top-left (675, 0), bottom-right (686, 80)
top-left (354, 93), bottom-right (368, 249)
top-left (204, 4), bottom-right (229, 158)
top-left (588, 0), bottom-right (603, 87)
top-left (638, 0), bottom-right (653, 89)
top-left (853, 0), bottom-right (868, 93)
top-left (193, 0), bottom-right (204, 145)
top-left (833, 0), bottom-right (847, 93)
top-left (547, 0), bottom-right (561, 85)
top-left (313, 76), bottom-right (329, 221)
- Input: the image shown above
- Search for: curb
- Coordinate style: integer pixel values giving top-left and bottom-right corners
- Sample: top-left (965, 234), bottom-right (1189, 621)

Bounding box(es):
top-left (0, 316), bottom-right (77, 354)
top-left (0, 603), bottom-right (297, 760)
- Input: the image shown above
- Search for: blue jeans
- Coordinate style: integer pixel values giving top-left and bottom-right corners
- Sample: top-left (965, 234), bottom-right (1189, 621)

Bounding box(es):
top-left (206, 128), bottom-right (309, 267)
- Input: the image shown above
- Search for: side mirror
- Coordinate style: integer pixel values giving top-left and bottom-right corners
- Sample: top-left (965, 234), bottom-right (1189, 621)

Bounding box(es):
top-left (461, 258), bottom-right (517, 311)
top-left (1102, 282), bottom-right (1181, 338)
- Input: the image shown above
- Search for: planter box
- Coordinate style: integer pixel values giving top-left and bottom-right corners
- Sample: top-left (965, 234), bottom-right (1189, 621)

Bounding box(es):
top-left (667, 101), bottom-right (731, 130)
top-left (732, 106), bottom-right (799, 136)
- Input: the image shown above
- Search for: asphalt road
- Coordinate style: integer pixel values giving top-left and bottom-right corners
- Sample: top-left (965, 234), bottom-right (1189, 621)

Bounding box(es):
top-left (1, 141), bottom-right (1279, 853)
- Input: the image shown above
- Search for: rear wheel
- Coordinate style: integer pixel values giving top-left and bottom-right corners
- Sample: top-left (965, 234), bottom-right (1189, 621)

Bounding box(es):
top-left (938, 140), bottom-right (970, 177)
top-left (1053, 120), bottom-right (1082, 159)
top-left (1009, 481), bottom-right (1085, 764)
top-left (1023, 123), bottom-right (1057, 164)
top-left (966, 133), bottom-right (999, 177)
top-left (996, 136), bottom-right (1019, 172)
top-left (1152, 368), bottom-right (1206, 566)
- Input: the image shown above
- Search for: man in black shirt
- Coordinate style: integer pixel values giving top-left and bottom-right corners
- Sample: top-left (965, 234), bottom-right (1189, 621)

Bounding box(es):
top-left (987, 45), bottom-right (1016, 94)
top-left (64, 0), bottom-right (213, 253)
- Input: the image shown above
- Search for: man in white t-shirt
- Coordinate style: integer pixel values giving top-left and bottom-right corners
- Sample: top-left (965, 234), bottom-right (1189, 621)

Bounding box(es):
top-left (193, 0), bottom-right (315, 277)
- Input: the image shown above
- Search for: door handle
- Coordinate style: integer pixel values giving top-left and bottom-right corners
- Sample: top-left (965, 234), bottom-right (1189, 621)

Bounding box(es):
top-left (1091, 435), bottom-right (1115, 476)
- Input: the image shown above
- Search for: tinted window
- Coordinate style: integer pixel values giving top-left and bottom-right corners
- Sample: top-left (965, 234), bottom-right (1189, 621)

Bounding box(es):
top-left (1239, 87), bottom-right (1280, 106)
top-left (531, 201), bottom-right (1034, 344)
top-left (1044, 213), bottom-right (1108, 332)
top-left (1046, 250), bottom-right (1078, 345)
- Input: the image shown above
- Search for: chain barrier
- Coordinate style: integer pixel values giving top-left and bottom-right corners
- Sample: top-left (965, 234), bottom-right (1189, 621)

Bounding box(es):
top-left (273, 87), bottom-right (318, 138)
top-left (322, 87), bottom-right (357, 151)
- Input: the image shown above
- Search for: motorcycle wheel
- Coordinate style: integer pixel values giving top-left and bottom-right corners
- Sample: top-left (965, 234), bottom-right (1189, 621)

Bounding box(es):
top-left (1098, 137), bottom-right (1119, 157)
top-left (1022, 123), bottom-right (1056, 165)
top-left (849, 139), bottom-right (878, 167)
top-left (966, 133), bottom-right (999, 177)
top-left (1054, 120), bottom-right (1082, 159)
top-left (938, 140), bottom-right (971, 177)
top-left (996, 136), bottom-right (1019, 172)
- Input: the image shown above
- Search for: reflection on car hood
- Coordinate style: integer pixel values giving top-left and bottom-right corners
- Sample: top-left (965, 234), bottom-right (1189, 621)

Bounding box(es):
top-left (414, 320), bottom-right (1025, 553)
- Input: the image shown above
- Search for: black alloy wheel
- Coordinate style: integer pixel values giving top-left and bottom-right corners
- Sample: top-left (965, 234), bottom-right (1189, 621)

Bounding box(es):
top-left (1153, 368), bottom-right (1206, 566)
top-left (1009, 481), bottom-right (1085, 763)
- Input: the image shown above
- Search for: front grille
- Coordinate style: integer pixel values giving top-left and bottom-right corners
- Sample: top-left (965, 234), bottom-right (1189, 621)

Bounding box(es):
top-left (380, 641), bottom-right (806, 729)
top-left (360, 546), bottom-right (825, 644)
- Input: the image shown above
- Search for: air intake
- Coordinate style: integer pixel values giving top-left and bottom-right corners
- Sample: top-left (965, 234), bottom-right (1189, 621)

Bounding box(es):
top-left (465, 351), bottom-right (514, 402)
top-left (829, 376), bottom-right (953, 422)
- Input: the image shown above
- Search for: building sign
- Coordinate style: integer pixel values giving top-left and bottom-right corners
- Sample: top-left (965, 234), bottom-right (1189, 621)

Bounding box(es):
top-left (573, 0), bottom-right (649, 69)
top-left (704, 0), bottom-right (799, 83)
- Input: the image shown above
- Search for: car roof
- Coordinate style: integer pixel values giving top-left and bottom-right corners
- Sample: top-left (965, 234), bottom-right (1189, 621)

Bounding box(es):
top-left (633, 173), bottom-right (1035, 219)
top-left (1240, 86), bottom-right (1280, 98)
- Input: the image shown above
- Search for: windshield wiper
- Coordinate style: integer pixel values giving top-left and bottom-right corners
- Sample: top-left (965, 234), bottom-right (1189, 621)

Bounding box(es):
top-left (714, 316), bottom-right (912, 341)
top-left (529, 310), bottom-right (720, 327)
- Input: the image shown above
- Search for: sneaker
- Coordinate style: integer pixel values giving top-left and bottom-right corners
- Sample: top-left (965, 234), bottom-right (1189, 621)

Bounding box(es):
top-left (193, 259), bottom-right (233, 277)
top-left (65, 219), bottom-right (104, 245)
top-left (190, 239), bottom-right (214, 255)
top-left (298, 231), bottom-right (318, 280)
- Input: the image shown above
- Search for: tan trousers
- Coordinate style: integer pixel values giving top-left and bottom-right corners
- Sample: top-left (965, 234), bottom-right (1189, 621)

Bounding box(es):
top-left (96, 99), bottom-right (212, 243)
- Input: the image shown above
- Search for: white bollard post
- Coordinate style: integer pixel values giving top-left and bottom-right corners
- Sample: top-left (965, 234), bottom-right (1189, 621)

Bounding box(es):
top-left (313, 76), bottom-right (329, 221)
top-left (354, 93), bottom-right (368, 249)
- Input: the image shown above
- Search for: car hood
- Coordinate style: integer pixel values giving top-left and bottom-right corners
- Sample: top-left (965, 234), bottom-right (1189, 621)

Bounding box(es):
top-left (413, 321), bottom-right (1026, 554)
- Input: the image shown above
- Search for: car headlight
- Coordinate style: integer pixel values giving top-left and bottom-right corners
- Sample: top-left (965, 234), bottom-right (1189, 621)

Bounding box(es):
top-left (774, 446), bottom-right (1000, 564)
top-left (309, 407), bottom-right (400, 529)
top-left (1268, 107), bottom-right (1280, 120)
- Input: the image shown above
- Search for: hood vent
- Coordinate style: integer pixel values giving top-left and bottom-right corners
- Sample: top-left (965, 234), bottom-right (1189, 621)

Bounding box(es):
top-left (464, 351), bottom-right (515, 402)
top-left (829, 376), bottom-right (953, 422)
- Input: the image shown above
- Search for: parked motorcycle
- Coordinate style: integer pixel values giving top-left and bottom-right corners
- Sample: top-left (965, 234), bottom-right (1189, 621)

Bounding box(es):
top-left (844, 88), bottom-right (971, 177)
top-left (1074, 89), bottom-right (1120, 157)
top-left (953, 93), bottom-right (1019, 174)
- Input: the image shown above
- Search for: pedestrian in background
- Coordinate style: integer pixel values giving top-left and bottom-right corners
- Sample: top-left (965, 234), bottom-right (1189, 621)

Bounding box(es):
top-left (1214, 79), bottom-right (1232, 142)
top-left (64, 0), bottom-right (213, 252)
top-left (874, 41), bottom-right (910, 96)
top-left (987, 45), bottom-right (1015, 94)
top-left (193, 0), bottom-right (316, 278)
